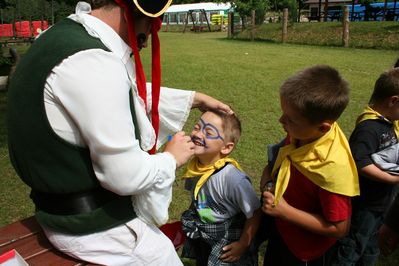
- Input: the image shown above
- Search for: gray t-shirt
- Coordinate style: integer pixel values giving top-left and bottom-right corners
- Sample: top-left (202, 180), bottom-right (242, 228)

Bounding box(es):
top-left (185, 163), bottom-right (260, 223)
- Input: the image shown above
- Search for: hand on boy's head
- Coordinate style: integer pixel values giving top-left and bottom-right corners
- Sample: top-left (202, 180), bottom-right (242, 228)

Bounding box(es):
top-left (164, 131), bottom-right (194, 167)
top-left (193, 92), bottom-right (233, 114)
top-left (220, 241), bottom-right (246, 262)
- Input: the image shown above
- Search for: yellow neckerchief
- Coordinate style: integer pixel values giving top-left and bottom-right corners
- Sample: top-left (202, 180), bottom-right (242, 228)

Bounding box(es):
top-left (183, 157), bottom-right (242, 199)
top-left (356, 105), bottom-right (399, 137)
top-left (271, 122), bottom-right (359, 206)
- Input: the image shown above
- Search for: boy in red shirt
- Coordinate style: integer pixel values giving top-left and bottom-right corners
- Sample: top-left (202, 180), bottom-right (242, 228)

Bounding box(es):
top-left (260, 65), bottom-right (360, 265)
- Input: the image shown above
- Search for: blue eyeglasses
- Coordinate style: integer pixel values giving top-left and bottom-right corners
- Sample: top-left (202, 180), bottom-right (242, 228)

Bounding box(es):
top-left (192, 118), bottom-right (224, 141)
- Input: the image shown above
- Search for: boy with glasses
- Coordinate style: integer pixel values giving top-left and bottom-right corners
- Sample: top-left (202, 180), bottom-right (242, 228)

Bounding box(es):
top-left (181, 110), bottom-right (261, 265)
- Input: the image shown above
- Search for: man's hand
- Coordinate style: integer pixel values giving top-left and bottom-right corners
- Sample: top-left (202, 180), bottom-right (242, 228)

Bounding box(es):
top-left (379, 224), bottom-right (399, 257)
top-left (192, 92), bottom-right (233, 114)
top-left (220, 241), bottom-right (247, 263)
top-left (164, 131), bottom-right (194, 167)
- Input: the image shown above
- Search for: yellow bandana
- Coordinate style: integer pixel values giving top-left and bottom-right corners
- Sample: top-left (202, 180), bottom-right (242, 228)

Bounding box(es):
top-left (183, 157), bottom-right (242, 199)
top-left (271, 122), bottom-right (359, 206)
top-left (356, 106), bottom-right (399, 137)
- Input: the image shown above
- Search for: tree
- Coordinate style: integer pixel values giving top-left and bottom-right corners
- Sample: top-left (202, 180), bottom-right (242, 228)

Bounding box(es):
top-left (215, 0), bottom-right (270, 26)
top-left (0, 0), bottom-right (74, 24)
top-left (276, 0), bottom-right (298, 22)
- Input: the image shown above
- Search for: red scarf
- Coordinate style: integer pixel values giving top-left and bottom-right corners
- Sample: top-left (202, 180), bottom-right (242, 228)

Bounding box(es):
top-left (114, 0), bottom-right (161, 154)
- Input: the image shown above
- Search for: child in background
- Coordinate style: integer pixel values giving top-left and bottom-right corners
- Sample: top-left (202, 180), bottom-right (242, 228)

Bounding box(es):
top-left (180, 110), bottom-right (261, 266)
top-left (331, 68), bottom-right (399, 265)
top-left (260, 65), bottom-right (360, 265)
top-left (379, 189), bottom-right (399, 257)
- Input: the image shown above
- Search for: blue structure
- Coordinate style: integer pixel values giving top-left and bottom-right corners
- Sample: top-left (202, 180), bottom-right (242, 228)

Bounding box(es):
top-left (325, 2), bottom-right (399, 21)
top-left (345, 2), bottom-right (398, 21)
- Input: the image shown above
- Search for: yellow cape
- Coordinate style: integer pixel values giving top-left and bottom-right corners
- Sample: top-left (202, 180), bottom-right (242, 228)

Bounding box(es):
top-left (183, 157), bottom-right (242, 199)
top-left (356, 106), bottom-right (399, 137)
top-left (271, 122), bottom-right (359, 205)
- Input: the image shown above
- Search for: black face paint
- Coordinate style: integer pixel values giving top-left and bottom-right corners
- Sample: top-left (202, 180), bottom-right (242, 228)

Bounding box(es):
top-left (191, 135), bottom-right (207, 148)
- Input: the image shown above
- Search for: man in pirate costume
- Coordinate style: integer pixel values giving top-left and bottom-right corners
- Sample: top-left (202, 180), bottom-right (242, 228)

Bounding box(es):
top-left (7, 0), bottom-right (232, 264)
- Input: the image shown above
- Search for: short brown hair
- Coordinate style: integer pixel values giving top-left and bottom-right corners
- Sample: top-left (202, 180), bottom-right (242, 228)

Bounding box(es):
top-left (369, 68), bottom-right (399, 104)
top-left (209, 110), bottom-right (241, 145)
top-left (86, 0), bottom-right (117, 9)
top-left (280, 65), bottom-right (349, 124)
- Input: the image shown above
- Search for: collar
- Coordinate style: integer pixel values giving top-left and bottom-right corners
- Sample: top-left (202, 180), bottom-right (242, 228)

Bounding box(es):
top-left (69, 2), bottom-right (131, 62)
top-left (183, 157), bottom-right (242, 199)
top-left (271, 122), bottom-right (359, 206)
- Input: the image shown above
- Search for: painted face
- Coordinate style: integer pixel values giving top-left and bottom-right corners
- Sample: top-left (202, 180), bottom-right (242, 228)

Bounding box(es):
top-left (279, 97), bottom-right (325, 146)
top-left (191, 112), bottom-right (226, 163)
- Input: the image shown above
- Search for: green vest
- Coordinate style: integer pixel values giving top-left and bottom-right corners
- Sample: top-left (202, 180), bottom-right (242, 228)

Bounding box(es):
top-left (7, 18), bottom-right (136, 235)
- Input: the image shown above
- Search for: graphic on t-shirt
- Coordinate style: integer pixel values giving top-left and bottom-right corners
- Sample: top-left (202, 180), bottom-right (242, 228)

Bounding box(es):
top-left (196, 193), bottom-right (215, 223)
top-left (379, 130), bottom-right (397, 150)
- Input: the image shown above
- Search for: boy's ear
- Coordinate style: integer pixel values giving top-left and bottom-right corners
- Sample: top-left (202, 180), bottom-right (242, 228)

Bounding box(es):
top-left (319, 122), bottom-right (332, 133)
top-left (389, 95), bottom-right (399, 107)
top-left (221, 142), bottom-right (235, 156)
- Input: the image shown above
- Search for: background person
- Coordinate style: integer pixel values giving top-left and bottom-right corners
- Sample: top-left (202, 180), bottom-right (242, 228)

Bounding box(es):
top-left (332, 68), bottom-right (399, 265)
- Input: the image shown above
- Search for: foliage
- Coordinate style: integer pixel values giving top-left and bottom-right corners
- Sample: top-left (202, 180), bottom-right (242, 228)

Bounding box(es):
top-left (211, 0), bottom-right (270, 25)
top-left (0, 52), bottom-right (11, 67)
top-left (172, 0), bottom-right (198, 4)
top-left (273, 0), bottom-right (298, 22)
top-left (0, 0), bottom-right (75, 24)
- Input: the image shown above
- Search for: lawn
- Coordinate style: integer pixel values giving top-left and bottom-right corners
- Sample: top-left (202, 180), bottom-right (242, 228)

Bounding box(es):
top-left (1, 31), bottom-right (399, 265)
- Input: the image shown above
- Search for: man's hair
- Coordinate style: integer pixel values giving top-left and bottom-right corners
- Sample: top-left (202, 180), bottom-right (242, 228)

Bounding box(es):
top-left (369, 68), bottom-right (399, 104)
top-left (280, 65), bottom-right (349, 124)
top-left (86, 0), bottom-right (117, 9)
top-left (209, 110), bottom-right (241, 145)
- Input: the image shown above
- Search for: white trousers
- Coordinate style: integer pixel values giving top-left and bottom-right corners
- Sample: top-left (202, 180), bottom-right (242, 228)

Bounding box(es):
top-left (44, 218), bottom-right (183, 266)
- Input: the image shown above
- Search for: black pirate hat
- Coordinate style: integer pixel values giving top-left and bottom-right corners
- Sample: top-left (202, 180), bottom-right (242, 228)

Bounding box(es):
top-left (132, 0), bottom-right (172, 17)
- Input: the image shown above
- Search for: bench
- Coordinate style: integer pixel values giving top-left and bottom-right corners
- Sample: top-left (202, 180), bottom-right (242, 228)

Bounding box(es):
top-left (1, 216), bottom-right (185, 265)
top-left (0, 216), bottom-right (96, 265)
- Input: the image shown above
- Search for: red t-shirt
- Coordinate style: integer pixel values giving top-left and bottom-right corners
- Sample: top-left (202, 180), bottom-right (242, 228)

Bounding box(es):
top-left (276, 166), bottom-right (352, 262)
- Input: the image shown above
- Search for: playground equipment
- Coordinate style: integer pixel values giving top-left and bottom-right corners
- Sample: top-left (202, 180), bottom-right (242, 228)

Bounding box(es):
top-left (183, 9), bottom-right (212, 33)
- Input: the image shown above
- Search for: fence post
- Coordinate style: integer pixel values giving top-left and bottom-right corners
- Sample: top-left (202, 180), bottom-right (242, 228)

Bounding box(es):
top-left (165, 14), bottom-right (169, 32)
top-left (251, 10), bottom-right (255, 41)
top-left (282, 8), bottom-right (288, 43)
top-left (342, 6), bottom-right (349, 48)
top-left (228, 12), bottom-right (233, 38)
top-left (183, 12), bottom-right (189, 33)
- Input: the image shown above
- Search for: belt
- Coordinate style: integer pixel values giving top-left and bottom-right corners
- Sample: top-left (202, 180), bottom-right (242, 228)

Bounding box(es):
top-left (30, 187), bottom-right (119, 215)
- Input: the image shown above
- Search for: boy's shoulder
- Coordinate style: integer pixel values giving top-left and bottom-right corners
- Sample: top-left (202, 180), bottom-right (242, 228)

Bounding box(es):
top-left (351, 118), bottom-right (395, 140)
top-left (212, 163), bottom-right (251, 184)
top-left (355, 118), bottom-right (392, 130)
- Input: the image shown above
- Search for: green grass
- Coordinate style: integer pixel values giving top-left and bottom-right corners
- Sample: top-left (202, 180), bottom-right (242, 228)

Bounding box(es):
top-left (1, 31), bottom-right (399, 264)
top-left (234, 21), bottom-right (399, 50)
